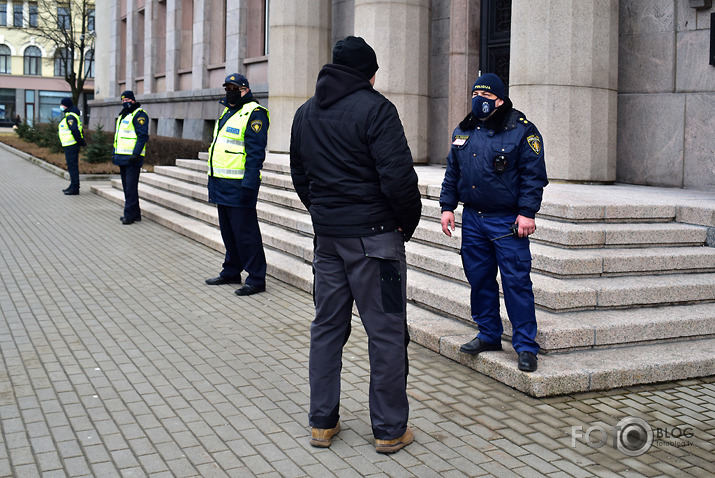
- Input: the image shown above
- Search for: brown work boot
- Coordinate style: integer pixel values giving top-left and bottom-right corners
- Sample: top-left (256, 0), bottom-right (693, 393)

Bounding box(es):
top-left (375, 427), bottom-right (414, 454)
top-left (310, 422), bottom-right (340, 448)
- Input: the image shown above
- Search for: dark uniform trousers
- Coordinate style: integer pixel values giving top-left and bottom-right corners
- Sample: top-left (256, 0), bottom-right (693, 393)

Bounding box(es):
top-left (217, 204), bottom-right (266, 286)
top-left (119, 163), bottom-right (142, 221)
top-left (460, 208), bottom-right (540, 354)
top-left (64, 144), bottom-right (81, 191)
top-left (309, 230), bottom-right (410, 440)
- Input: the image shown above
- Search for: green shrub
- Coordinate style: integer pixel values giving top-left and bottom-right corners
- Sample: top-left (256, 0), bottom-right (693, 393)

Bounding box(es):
top-left (15, 121), bottom-right (32, 140)
top-left (144, 136), bottom-right (210, 167)
top-left (34, 120), bottom-right (63, 154)
top-left (83, 124), bottom-right (114, 163)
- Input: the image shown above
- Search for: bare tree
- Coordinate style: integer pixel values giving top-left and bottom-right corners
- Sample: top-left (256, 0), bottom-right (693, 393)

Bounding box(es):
top-left (27, 0), bottom-right (95, 109)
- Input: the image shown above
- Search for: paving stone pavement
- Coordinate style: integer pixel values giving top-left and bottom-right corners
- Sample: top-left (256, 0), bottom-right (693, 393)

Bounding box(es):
top-left (0, 144), bottom-right (714, 478)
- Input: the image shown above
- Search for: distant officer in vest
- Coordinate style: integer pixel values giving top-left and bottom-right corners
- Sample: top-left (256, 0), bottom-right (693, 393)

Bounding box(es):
top-left (204, 73), bottom-right (270, 296)
top-left (113, 90), bottom-right (149, 225)
top-left (58, 97), bottom-right (86, 195)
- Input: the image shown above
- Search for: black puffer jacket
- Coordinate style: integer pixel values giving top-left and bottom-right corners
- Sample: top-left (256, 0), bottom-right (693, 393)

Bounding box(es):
top-left (290, 64), bottom-right (422, 240)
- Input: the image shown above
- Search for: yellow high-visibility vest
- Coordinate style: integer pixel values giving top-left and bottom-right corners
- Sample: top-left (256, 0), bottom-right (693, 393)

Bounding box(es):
top-left (114, 108), bottom-right (147, 156)
top-left (58, 112), bottom-right (83, 147)
top-left (208, 102), bottom-right (269, 179)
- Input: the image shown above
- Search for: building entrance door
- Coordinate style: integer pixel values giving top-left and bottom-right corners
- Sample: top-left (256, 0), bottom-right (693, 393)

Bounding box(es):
top-left (480, 0), bottom-right (512, 92)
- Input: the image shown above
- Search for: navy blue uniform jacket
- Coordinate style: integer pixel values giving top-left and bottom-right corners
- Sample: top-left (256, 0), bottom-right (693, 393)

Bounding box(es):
top-left (440, 98), bottom-right (548, 218)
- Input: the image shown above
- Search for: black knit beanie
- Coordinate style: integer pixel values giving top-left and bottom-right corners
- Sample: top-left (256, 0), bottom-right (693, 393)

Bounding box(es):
top-left (332, 36), bottom-right (379, 80)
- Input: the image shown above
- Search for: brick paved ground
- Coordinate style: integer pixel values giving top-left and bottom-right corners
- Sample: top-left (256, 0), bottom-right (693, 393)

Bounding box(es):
top-left (0, 144), bottom-right (713, 477)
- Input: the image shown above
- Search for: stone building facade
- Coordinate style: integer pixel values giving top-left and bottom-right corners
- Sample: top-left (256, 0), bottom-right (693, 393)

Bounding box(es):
top-left (89, 0), bottom-right (715, 190)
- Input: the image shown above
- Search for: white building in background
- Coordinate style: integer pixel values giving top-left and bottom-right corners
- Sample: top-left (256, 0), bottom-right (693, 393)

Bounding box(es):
top-left (0, 0), bottom-right (96, 126)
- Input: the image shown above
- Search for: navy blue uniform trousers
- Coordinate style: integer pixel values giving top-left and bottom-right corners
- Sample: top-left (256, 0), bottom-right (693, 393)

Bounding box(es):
top-left (64, 144), bottom-right (80, 191)
top-left (217, 204), bottom-right (266, 286)
top-left (461, 209), bottom-right (539, 354)
top-left (119, 163), bottom-right (142, 220)
top-left (309, 231), bottom-right (410, 440)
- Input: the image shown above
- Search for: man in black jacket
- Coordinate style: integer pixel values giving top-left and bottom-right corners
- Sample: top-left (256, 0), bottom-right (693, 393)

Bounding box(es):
top-left (290, 36), bottom-right (421, 454)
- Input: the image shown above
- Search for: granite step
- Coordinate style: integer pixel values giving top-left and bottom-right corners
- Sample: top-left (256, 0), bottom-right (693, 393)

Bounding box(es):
top-left (125, 178), bottom-right (715, 312)
top-left (91, 182), bottom-right (715, 396)
top-left (143, 170), bottom-right (715, 278)
top-left (91, 183), bottom-right (314, 293)
top-left (156, 163), bottom-right (295, 192)
top-left (408, 304), bottom-right (715, 397)
top-left (91, 182), bottom-right (715, 353)
top-left (169, 159), bottom-right (711, 248)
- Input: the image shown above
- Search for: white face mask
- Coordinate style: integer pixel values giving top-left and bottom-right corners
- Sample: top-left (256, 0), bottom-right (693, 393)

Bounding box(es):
top-left (60, 106), bottom-right (67, 112)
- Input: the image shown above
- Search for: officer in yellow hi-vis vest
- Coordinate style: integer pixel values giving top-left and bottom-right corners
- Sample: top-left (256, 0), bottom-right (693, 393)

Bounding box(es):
top-left (58, 97), bottom-right (86, 195)
top-left (113, 90), bottom-right (149, 225)
top-left (204, 73), bottom-right (270, 296)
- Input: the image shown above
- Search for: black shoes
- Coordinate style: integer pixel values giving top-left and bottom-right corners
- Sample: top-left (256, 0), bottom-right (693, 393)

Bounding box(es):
top-left (205, 276), bottom-right (242, 286)
top-left (518, 352), bottom-right (538, 372)
top-left (63, 188), bottom-right (79, 195)
top-left (120, 216), bottom-right (141, 222)
top-left (121, 218), bottom-right (136, 225)
top-left (459, 336), bottom-right (503, 355)
top-left (234, 284), bottom-right (265, 296)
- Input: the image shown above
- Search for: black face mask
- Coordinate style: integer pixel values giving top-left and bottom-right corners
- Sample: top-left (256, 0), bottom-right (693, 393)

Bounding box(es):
top-left (122, 101), bottom-right (132, 110)
top-left (226, 90), bottom-right (242, 105)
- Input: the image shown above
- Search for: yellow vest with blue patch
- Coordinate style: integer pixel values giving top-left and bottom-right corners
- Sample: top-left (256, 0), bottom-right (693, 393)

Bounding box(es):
top-left (208, 102), bottom-right (269, 179)
top-left (58, 112), bottom-right (83, 147)
top-left (114, 108), bottom-right (147, 156)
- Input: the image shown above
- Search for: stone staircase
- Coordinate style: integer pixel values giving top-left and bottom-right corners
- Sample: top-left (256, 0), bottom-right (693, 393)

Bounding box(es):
top-left (91, 153), bottom-right (715, 397)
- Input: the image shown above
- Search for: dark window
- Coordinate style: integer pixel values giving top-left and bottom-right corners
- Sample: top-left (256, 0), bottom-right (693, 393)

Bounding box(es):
top-left (29, 3), bottom-right (37, 27)
top-left (24, 46), bottom-right (42, 75)
top-left (58, 6), bottom-right (70, 30)
top-left (88, 8), bottom-right (94, 31)
top-left (0, 3), bottom-right (7, 27)
top-left (0, 44), bottom-right (10, 74)
top-left (13, 3), bottom-right (22, 27)
top-left (54, 48), bottom-right (72, 76)
top-left (85, 49), bottom-right (94, 78)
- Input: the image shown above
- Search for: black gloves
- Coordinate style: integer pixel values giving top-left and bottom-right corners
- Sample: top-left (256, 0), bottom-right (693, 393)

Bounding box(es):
top-left (129, 154), bottom-right (141, 164)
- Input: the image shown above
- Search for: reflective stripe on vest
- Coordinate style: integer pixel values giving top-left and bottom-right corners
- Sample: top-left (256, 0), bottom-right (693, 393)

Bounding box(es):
top-left (58, 112), bottom-right (83, 147)
top-left (207, 102), bottom-right (268, 179)
top-left (114, 108), bottom-right (147, 156)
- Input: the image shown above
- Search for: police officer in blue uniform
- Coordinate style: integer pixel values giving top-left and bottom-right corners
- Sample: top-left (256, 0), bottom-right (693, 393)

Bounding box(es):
top-left (204, 74), bottom-right (270, 296)
top-left (58, 97), bottom-right (86, 195)
top-left (113, 91), bottom-right (149, 225)
top-left (440, 73), bottom-right (548, 372)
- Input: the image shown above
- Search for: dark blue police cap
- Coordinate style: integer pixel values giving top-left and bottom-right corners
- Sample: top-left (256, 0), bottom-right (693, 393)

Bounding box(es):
top-left (223, 73), bottom-right (249, 89)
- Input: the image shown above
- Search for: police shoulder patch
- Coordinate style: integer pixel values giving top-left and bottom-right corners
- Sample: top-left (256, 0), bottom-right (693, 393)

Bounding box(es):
top-left (527, 135), bottom-right (541, 155)
top-left (137, 117), bottom-right (146, 125)
top-left (250, 119), bottom-right (263, 133)
top-left (68, 119), bottom-right (74, 125)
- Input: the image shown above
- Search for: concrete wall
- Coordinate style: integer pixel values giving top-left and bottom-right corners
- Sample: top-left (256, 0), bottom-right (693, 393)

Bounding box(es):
top-left (617, 1), bottom-right (715, 190)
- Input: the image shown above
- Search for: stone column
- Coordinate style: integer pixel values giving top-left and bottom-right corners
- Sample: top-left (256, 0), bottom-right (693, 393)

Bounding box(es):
top-left (192, 0), bottom-right (210, 90)
top-left (267, 0), bottom-right (331, 153)
top-left (143, 0), bottom-right (156, 94)
top-left (165, 0), bottom-right (180, 93)
top-left (224, 0), bottom-right (243, 74)
top-left (95, 1), bottom-right (114, 98)
top-left (354, 0), bottom-right (431, 163)
top-left (447, 0), bottom-right (480, 156)
top-left (124, 0), bottom-right (136, 90)
top-left (509, 0), bottom-right (619, 182)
